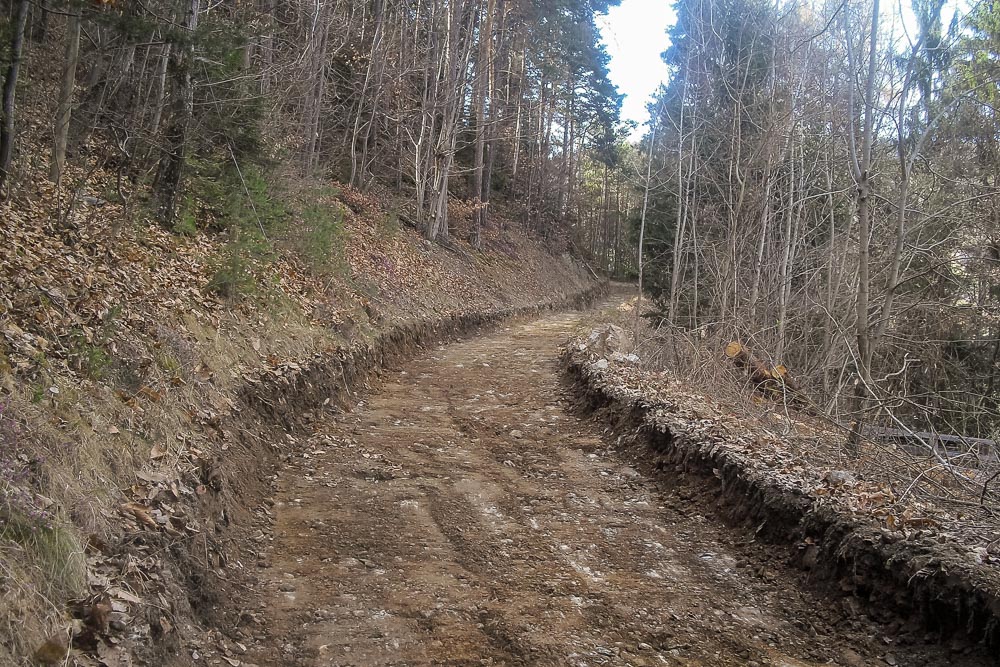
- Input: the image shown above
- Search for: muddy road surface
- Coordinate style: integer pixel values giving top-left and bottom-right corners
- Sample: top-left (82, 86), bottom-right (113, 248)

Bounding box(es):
top-left (245, 300), bottom-right (986, 667)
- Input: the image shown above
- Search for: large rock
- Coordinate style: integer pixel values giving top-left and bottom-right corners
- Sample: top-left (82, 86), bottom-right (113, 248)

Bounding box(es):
top-left (581, 324), bottom-right (634, 359)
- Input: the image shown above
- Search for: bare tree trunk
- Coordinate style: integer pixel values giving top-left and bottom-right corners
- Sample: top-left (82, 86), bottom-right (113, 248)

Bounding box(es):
top-left (426, 0), bottom-right (475, 242)
top-left (301, 0), bottom-right (331, 176)
top-left (775, 136), bottom-right (798, 363)
top-left (350, 0), bottom-right (384, 186)
top-left (0, 0), bottom-right (29, 198)
top-left (510, 38), bottom-right (526, 185)
top-left (846, 0), bottom-right (880, 452)
top-left (153, 0), bottom-right (201, 223)
top-left (874, 38), bottom-right (939, 349)
top-left (425, 0), bottom-right (452, 241)
top-left (50, 9), bottom-right (82, 185)
top-left (668, 62), bottom-right (695, 325)
top-left (149, 42), bottom-right (171, 136)
top-left (29, 0), bottom-right (47, 42)
top-left (565, 92), bottom-right (575, 219)
top-left (636, 108), bottom-right (660, 333)
top-left (471, 0), bottom-right (496, 248)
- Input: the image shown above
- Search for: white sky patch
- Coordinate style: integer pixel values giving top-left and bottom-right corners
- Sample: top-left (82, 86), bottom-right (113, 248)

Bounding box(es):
top-left (597, 0), bottom-right (674, 139)
top-left (597, 0), bottom-right (973, 142)
top-left (889, 0), bottom-right (971, 46)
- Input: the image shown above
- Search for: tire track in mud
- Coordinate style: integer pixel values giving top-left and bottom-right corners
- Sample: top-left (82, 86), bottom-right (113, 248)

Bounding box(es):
top-left (246, 299), bottom-right (987, 667)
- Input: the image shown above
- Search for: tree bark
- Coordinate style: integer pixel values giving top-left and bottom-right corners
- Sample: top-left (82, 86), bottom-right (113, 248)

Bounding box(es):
top-left (846, 0), bottom-right (880, 453)
top-left (153, 0), bottom-right (201, 223)
top-left (50, 9), bottom-right (82, 185)
top-left (29, 0), bottom-right (48, 42)
top-left (471, 0), bottom-right (496, 248)
top-left (0, 0), bottom-right (29, 198)
top-left (636, 105), bottom-right (660, 332)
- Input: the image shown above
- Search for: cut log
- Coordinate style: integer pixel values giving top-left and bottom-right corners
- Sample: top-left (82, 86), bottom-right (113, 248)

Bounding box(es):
top-left (724, 341), bottom-right (802, 399)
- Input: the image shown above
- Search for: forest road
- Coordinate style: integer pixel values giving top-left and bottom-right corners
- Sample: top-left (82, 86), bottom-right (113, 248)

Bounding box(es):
top-left (246, 296), bottom-right (980, 667)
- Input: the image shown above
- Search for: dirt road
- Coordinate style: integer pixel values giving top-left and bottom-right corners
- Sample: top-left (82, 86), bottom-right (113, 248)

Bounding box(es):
top-left (246, 300), bottom-right (984, 666)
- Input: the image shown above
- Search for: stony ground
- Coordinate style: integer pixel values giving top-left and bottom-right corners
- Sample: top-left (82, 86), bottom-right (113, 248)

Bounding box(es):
top-left (243, 297), bottom-right (989, 667)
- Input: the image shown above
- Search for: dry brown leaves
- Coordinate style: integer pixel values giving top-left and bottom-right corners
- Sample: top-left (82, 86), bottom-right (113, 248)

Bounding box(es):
top-left (567, 335), bottom-right (1000, 573)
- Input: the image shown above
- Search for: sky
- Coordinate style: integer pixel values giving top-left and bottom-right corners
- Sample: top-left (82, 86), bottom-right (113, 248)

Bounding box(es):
top-left (597, 0), bottom-right (675, 139)
top-left (596, 0), bottom-right (970, 141)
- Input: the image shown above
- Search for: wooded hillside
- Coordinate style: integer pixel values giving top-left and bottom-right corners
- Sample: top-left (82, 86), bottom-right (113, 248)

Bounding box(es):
top-left (636, 0), bottom-right (1000, 445)
top-left (0, 0), bottom-right (634, 259)
top-left (0, 1), bottom-right (629, 662)
top-left (3, 0), bottom-right (1000, 663)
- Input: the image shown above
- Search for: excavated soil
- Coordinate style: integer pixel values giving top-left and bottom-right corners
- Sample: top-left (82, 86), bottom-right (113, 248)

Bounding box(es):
top-left (240, 298), bottom-right (991, 666)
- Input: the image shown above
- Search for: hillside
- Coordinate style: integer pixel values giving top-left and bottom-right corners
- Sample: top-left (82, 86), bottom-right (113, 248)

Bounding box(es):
top-left (1, 169), bottom-right (602, 665)
top-left (0, 0), bottom-right (631, 663)
top-left (562, 305), bottom-right (1000, 661)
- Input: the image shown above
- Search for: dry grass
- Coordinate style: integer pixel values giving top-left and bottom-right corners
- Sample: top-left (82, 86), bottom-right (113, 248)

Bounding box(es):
top-left (0, 281), bottom-right (353, 664)
top-left (1, 395), bottom-right (88, 665)
top-left (0, 548), bottom-right (73, 667)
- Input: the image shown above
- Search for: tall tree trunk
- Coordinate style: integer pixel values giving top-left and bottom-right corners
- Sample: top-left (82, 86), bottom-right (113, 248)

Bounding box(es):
top-left (636, 108), bottom-right (660, 331)
top-left (471, 0), bottom-right (496, 248)
top-left (50, 9), bottom-right (82, 185)
top-left (148, 42), bottom-right (171, 137)
top-left (301, 0), bottom-right (330, 176)
top-left (153, 0), bottom-right (201, 223)
top-left (875, 38), bottom-right (938, 349)
top-left (510, 38), bottom-right (526, 186)
top-left (426, 0), bottom-right (475, 242)
top-left (846, 0), bottom-right (880, 452)
top-left (29, 0), bottom-right (47, 42)
top-left (349, 0), bottom-right (384, 186)
top-left (0, 0), bottom-right (29, 198)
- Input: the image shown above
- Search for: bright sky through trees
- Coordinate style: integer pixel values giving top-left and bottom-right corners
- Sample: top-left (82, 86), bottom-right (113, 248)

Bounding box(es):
top-left (597, 0), bottom-right (674, 138)
top-left (596, 0), bottom-right (970, 141)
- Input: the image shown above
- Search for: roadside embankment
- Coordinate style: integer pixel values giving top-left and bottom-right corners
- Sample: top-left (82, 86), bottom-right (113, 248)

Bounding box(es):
top-left (562, 336), bottom-right (1000, 659)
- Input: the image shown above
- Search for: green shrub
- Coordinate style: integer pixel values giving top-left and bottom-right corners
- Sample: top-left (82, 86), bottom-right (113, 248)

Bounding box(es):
top-left (297, 201), bottom-right (347, 275)
top-left (174, 196), bottom-right (199, 236)
top-left (190, 165), bottom-right (287, 300)
top-left (76, 340), bottom-right (112, 381)
top-left (208, 226), bottom-right (272, 299)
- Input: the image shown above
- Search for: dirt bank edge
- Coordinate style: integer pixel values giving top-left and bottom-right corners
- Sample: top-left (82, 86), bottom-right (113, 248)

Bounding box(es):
top-left (560, 345), bottom-right (1000, 658)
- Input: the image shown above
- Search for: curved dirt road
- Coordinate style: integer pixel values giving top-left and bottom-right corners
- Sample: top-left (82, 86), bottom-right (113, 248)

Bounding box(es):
top-left (247, 300), bottom-right (983, 666)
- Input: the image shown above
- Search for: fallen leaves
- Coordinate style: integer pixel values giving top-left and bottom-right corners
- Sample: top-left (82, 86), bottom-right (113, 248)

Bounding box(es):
top-left (119, 502), bottom-right (158, 530)
top-left (564, 326), bottom-right (1000, 572)
top-left (118, 444), bottom-right (212, 539)
top-left (4, 154), bottom-right (598, 667)
top-left (33, 633), bottom-right (69, 665)
top-left (33, 593), bottom-right (129, 667)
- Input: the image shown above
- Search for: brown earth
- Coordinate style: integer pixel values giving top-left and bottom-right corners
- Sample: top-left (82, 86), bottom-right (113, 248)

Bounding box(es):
top-left (229, 296), bottom-right (992, 667)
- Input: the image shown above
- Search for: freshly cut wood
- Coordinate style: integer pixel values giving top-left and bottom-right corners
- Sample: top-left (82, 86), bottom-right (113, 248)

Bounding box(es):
top-left (724, 341), bottom-right (802, 399)
top-left (724, 341), bottom-right (774, 385)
